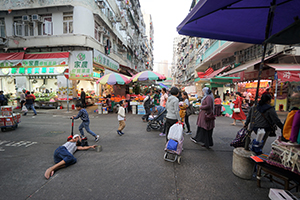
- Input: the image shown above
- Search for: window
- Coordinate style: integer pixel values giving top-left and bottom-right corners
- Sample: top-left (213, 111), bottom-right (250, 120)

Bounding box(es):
top-left (94, 21), bottom-right (102, 43)
top-left (0, 18), bottom-right (5, 38)
top-left (13, 16), bottom-right (34, 37)
top-left (38, 14), bottom-right (52, 35)
top-left (63, 12), bottom-right (73, 34)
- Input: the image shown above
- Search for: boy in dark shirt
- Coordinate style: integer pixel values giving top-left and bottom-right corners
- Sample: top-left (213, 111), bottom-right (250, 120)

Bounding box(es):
top-left (72, 103), bottom-right (99, 141)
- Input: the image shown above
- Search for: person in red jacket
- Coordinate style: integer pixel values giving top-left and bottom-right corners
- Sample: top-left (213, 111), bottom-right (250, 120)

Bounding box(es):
top-left (231, 92), bottom-right (246, 126)
top-left (24, 91), bottom-right (37, 116)
top-left (214, 95), bottom-right (222, 116)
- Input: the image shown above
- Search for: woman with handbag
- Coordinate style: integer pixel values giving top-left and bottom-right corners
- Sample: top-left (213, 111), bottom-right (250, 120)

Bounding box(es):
top-left (231, 92), bottom-right (246, 126)
top-left (244, 94), bottom-right (283, 148)
top-left (190, 87), bottom-right (215, 149)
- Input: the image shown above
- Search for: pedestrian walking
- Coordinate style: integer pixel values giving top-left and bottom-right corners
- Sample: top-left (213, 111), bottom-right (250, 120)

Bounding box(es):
top-left (0, 91), bottom-right (7, 106)
top-left (80, 88), bottom-right (86, 108)
top-left (24, 91), bottom-right (37, 116)
top-left (160, 88), bottom-right (168, 107)
top-left (44, 134), bottom-right (96, 179)
top-left (153, 90), bottom-right (160, 106)
top-left (117, 100), bottom-right (126, 136)
top-left (231, 92), bottom-right (246, 126)
top-left (72, 103), bottom-right (99, 141)
top-left (244, 94), bottom-right (283, 148)
top-left (183, 92), bottom-right (192, 135)
top-left (160, 87), bottom-right (181, 140)
top-left (20, 89), bottom-right (26, 108)
top-left (142, 90), bottom-right (153, 122)
top-left (214, 95), bottom-right (222, 116)
top-left (190, 87), bottom-right (215, 149)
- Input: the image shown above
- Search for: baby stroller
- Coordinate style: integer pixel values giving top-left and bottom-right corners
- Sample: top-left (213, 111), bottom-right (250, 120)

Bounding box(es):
top-left (146, 108), bottom-right (167, 132)
top-left (164, 123), bottom-right (184, 164)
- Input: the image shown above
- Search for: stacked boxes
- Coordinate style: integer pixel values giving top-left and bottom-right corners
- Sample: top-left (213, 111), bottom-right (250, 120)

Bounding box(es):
top-left (0, 106), bottom-right (21, 127)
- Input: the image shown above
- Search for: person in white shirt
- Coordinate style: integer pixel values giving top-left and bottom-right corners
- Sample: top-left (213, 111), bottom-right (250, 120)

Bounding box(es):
top-left (117, 100), bottom-right (126, 136)
top-left (44, 134), bottom-right (96, 179)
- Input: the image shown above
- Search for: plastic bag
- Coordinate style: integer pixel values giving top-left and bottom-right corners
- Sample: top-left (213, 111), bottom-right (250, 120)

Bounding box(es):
top-left (167, 123), bottom-right (183, 141)
top-left (166, 139), bottom-right (178, 151)
top-left (22, 105), bottom-right (28, 112)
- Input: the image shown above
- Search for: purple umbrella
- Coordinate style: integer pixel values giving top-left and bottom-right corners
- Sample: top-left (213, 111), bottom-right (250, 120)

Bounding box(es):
top-left (177, 0), bottom-right (300, 44)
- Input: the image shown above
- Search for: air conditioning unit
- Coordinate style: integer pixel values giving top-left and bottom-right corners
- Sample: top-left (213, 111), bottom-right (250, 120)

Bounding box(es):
top-left (119, 25), bottom-right (126, 31)
top-left (115, 16), bottom-right (121, 22)
top-left (96, 0), bottom-right (105, 9)
top-left (109, 16), bottom-right (116, 23)
top-left (22, 15), bottom-right (30, 22)
top-left (32, 14), bottom-right (41, 22)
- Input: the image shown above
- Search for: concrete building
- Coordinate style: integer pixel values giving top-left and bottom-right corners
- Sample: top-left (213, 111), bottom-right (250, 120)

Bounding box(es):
top-left (0, 0), bottom-right (154, 99)
top-left (142, 10), bottom-right (154, 70)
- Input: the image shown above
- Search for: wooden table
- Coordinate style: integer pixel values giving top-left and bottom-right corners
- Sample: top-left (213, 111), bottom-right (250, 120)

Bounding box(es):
top-left (256, 162), bottom-right (300, 191)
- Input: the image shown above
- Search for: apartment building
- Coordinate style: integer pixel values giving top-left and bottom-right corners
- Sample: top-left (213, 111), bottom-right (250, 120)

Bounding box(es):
top-left (0, 0), bottom-right (154, 96)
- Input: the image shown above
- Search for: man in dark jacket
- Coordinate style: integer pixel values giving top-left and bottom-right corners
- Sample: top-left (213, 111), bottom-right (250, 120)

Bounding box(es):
top-left (80, 88), bottom-right (86, 108)
top-left (0, 91), bottom-right (7, 106)
top-left (142, 90), bottom-right (153, 122)
top-left (24, 91), bottom-right (37, 116)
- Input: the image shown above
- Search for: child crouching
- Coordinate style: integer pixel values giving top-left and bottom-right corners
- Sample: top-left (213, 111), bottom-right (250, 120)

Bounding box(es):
top-left (117, 100), bottom-right (126, 136)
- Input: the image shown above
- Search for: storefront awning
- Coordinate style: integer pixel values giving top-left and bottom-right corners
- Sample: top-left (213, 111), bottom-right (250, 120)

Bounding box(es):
top-left (267, 64), bottom-right (300, 82)
top-left (206, 65), bottom-right (230, 78)
top-left (0, 52), bottom-right (69, 68)
top-left (221, 53), bottom-right (281, 76)
top-left (197, 67), bottom-right (213, 78)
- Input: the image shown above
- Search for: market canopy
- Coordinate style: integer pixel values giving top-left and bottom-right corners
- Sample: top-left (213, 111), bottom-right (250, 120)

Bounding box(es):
top-left (177, 0), bottom-right (300, 44)
top-left (130, 71), bottom-right (166, 82)
top-left (96, 72), bottom-right (131, 85)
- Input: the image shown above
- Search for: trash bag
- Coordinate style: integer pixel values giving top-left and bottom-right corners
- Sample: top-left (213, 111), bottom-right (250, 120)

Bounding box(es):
top-left (167, 123), bottom-right (183, 141)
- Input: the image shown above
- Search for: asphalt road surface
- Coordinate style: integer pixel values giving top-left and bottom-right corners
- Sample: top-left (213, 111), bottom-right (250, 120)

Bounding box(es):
top-left (0, 110), bottom-right (286, 200)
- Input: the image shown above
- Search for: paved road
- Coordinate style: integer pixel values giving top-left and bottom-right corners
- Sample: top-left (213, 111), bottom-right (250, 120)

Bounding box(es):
top-left (0, 108), bottom-right (288, 200)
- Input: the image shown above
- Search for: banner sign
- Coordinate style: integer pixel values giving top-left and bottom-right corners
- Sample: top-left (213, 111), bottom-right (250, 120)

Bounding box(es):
top-left (0, 67), bottom-right (65, 76)
top-left (0, 52), bottom-right (24, 67)
top-left (0, 52), bottom-right (69, 68)
top-left (277, 71), bottom-right (300, 82)
top-left (93, 49), bottom-right (119, 72)
top-left (69, 50), bottom-right (93, 80)
top-left (22, 52), bottom-right (69, 68)
top-left (245, 81), bottom-right (269, 88)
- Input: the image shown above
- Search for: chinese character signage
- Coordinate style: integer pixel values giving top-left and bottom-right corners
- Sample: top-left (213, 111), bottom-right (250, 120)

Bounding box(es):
top-left (93, 49), bottom-right (119, 72)
top-left (0, 67), bottom-right (65, 76)
top-left (69, 51), bottom-right (93, 80)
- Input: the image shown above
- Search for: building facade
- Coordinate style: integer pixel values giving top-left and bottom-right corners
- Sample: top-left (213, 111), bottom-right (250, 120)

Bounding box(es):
top-left (0, 0), bottom-right (154, 97)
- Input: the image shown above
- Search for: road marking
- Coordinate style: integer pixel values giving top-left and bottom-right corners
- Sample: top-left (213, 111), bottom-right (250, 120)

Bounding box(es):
top-left (0, 140), bottom-right (37, 148)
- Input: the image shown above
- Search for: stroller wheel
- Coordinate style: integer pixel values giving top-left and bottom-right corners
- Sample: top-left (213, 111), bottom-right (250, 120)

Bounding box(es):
top-left (146, 125), bottom-right (151, 132)
top-left (177, 156), bottom-right (181, 164)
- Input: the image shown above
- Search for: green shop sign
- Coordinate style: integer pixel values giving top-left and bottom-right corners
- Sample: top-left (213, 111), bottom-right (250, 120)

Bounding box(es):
top-left (93, 49), bottom-right (119, 72)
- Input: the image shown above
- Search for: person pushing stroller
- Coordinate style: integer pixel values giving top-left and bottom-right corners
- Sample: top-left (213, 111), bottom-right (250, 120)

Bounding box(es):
top-left (146, 105), bottom-right (167, 132)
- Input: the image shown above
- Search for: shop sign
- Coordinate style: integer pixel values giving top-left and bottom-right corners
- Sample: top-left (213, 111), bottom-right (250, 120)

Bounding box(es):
top-left (277, 71), bottom-right (300, 82)
top-left (0, 67), bottom-right (65, 76)
top-left (69, 51), bottom-right (93, 80)
top-left (93, 49), bottom-right (119, 72)
top-left (93, 72), bottom-right (104, 78)
top-left (245, 81), bottom-right (269, 88)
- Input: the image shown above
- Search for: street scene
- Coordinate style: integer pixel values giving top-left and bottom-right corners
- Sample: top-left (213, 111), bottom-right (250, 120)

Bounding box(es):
top-left (0, 107), bottom-right (287, 200)
top-left (1, 0), bottom-right (300, 199)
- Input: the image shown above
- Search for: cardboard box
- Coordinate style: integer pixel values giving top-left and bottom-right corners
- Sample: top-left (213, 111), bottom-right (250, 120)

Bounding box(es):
top-left (269, 188), bottom-right (298, 200)
top-left (0, 117), bottom-right (5, 127)
top-left (5, 117), bottom-right (13, 126)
